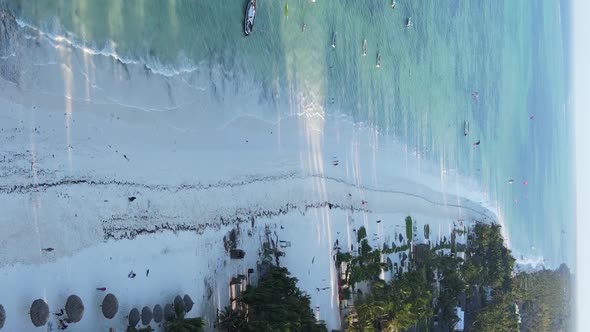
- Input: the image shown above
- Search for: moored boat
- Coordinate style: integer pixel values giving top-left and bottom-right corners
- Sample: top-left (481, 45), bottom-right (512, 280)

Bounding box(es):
top-left (331, 31), bottom-right (337, 48)
top-left (405, 17), bottom-right (413, 28)
top-left (244, 0), bottom-right (256, 36)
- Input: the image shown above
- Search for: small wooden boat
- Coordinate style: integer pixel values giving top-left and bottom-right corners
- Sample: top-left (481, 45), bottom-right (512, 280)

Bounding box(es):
top-left (405, 17), bottom-right (413, 28)
top-left (362, 38), bottom-right (367, 56)
top-left (244, 0), bottom-right (256, 36)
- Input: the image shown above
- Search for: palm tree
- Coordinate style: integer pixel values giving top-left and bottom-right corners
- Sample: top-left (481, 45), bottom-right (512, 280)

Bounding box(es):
top-left (218, 306), bottom-right (248, 332)
top-left (164, 305), bottom-right (205, 332)
top-left (165, 317), bottom-right (205, 332)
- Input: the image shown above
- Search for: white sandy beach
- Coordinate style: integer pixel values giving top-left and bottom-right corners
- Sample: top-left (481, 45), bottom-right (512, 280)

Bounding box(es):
top-left (0, 18), bottom-right (497, 331)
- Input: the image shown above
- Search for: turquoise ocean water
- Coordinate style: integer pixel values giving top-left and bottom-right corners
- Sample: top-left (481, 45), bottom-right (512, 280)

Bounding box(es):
top-left (2, 0), bottom-right (574, 268)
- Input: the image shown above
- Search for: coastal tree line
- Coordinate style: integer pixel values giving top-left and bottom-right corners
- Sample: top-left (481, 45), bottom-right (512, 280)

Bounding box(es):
top-left (336, 218), bottom-right (572, 332)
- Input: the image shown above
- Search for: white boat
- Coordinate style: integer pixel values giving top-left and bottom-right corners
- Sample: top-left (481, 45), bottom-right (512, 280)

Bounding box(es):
top-left (376, 53), bottom-right (381, 68)
top-left (331, 31), bottom-right (337, 48)
top-left (392, 0), bottom-right (397, 9)
top-left (405, 17), bottom-right (413, 28)
top-left (244, 0), bottom-right (256, 36)
top-left (362, 38), bottom-right (367, 56)
top-left (464, 121), bottom-right (469, 136)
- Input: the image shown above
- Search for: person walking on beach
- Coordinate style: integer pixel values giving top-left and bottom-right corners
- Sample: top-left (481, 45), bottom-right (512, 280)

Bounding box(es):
top-left (58, 319), bottom-right (68, 330)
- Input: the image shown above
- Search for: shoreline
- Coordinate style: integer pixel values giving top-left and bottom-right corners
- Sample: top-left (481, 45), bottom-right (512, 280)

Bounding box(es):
top-left (0, 13), bottom-right (499, 330)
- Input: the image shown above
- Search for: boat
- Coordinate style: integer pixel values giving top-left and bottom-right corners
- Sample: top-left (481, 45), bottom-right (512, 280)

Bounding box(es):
top-left (464, 120), bottom-right (469, 136)
top-left (331, 31), bottom-right (337, 48)
top-left (405, 17), bottom-right (412, 28)
top-left (362, 38), bottom-right (367, 56)
top-left (392, 0), bottom-right (397, 9)
top-left (376, 53), bottom-right (381, 68)
top-left (244, 0), bottom-right (256, 36)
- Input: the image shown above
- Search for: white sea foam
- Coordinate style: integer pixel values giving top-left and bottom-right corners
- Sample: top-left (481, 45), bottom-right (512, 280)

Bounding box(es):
top-left (15, 17), bottom-right (201, 78)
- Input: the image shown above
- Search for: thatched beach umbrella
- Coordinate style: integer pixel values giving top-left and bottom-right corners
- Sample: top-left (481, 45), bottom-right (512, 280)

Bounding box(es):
top-left (128, 308), bottom-right (140, 327)
top-left (173, 295), bottom-right (185, 313)
top-left (141, 306), bottom-right (152, 325)
top-left (183, 294), bottom-right (194, 312)
top-left (101, 293), bottom-right (119, 319)
top-left (30, 299), bottom-right (49, 327)
top-left (153, 304), bottom-right (163, 323)
top-left (0, 304), bottom-right (5, 330)
top-left (65, 295), bottom-right (84, 323)
top-left (164, 303), bottom-right (175, 321)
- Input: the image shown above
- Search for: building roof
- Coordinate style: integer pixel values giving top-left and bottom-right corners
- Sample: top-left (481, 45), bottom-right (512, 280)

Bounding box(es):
top-left (454, 306), bottom-right (464, 331)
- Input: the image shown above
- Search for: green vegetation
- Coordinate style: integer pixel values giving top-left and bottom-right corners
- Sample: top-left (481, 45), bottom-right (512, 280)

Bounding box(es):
top-left (405, 216), bottom-right (413, 241)
top-left (433, 253), bottom-right (465, 325)
top-left (220, 264), bottom-right (327, 332)
top-left (165, 317), bottom-right (205, 332)
top-left (463, 223), bottom-right (515, 289)
top-left (346, 270), bottom-right (433, 332)
top-left (357, 226), bottom-right (368, 243)
top-left (393, 245), bottom-right (409, 253)
top-left (470, 294), bottom-right (519, 332)
top-left (463, 223), bottom-right (518, 331)
top-left (513, 264), bottom-right (573, 331)
top-left (345, 227), bottom-right (389, 286)
top-left (165, 305), bottom-right (205, 332)
top-left (218, 306), bottom-right (248, 332)
top-left (389, 269), bottom-right (433, 330)
top-left (339, 219), bottom-right (572, 332)
top-left (343, 221), bottom-right (433, 331)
